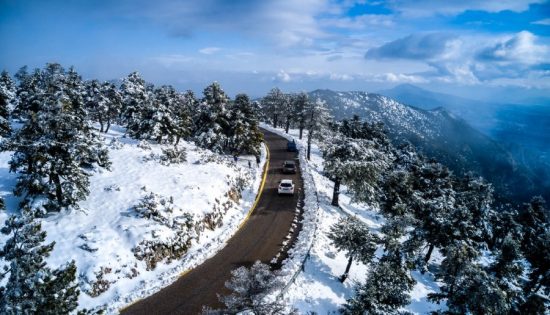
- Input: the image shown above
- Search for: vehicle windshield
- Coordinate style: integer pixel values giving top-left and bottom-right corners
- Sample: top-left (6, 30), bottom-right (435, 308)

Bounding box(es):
top-left (280, 183), bottom-right (292, 187)
top-left (284, 162), bottom-right (295, 167)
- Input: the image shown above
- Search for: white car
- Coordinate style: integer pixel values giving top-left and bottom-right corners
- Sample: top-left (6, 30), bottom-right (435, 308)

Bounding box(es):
top-left (278, 179), bottom-right (295, 195)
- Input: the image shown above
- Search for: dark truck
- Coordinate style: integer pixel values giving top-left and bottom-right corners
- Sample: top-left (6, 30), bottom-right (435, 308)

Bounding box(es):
top-left (287, 139), bottom-right (297, 152)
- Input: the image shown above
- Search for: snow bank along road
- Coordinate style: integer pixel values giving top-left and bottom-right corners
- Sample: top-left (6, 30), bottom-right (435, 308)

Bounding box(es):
top-left (121, 129), bottom-right (303, 315)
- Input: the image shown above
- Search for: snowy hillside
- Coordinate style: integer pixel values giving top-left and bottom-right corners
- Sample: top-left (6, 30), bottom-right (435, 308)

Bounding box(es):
top-left (263, 125), bottom-right (442, 314)
top-left (308, 89), bottom-right (546, 204)
top-left (0, 125), bottom-right (266, 313)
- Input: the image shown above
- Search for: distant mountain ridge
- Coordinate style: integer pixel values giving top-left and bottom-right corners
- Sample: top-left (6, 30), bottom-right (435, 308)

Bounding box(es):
top-left (308, 89), bottom-right (549, 204)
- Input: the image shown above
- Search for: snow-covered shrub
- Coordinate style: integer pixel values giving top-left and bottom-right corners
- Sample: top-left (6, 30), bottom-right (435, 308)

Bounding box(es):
top-left (84, 266), bottom-right (114, 298)
top-left (202, 198), bottom-right (233, 231)
top-left (103, 184), bottom-right (120, 192)
top-left (133, 192), bottom-right (195, 231)
top-left (108, 137), bottom-right (124, 150)
top-left (142, 147), bottom-right (187, 166)
top-left (132, 192), bottom-right (198, 270)
top-left (159, 147), bottom-right (187, 165)
top-left (137, 139), bottom-right (151, 150)
top-left (133, 227), bottom-right (196, 270)
top-left (133, 192), bottom-right (175, 224)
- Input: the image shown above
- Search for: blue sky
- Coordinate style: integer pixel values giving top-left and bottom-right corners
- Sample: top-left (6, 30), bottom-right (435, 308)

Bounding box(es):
top-left (1, 0), bottom-right (549, 100)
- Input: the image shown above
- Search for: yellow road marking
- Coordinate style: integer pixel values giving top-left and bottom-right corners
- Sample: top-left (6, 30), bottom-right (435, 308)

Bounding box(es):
top-left (119, 143), bottom-right (270, 313)
top-left (238, 144), bottom-right (270, 229)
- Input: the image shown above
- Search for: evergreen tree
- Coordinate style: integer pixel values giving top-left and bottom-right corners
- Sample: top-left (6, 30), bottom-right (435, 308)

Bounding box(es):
top-left (305, 98), bottom-right (331, 160)
top-left (218, 261), bottom-right (286, 315)
top-left (280, 93), bottom-right (293, 133)
top-left (490, 236), bottom-right (525, 313)
top-left (516, 197), bottom-right (549, 297)
top-left (291, 92), bottom-right (309, 139)
top-left (7, 63), bottom-right (110, 212)
top-left (327, 216), bottom-right (378, 282)
top-left (99, 81), bottom-right (122, 133)
top-left (172, 90), bottom-right (192, 145)
top-left (261, 87), bottom-right (285, 128)
top-left (194, 82), bottom-right (231, 153)
top-left (227, 94), bottom-right (263, 156)
top-left (0, 209), bottom-right (79, 314)
top-left (13, 67), bottom-right (42, 119)
top-left (404, 161), bottom-right (456, 269)
top-left (429, 241), bottom-right (511, 315)
top-left (84, 80), bottom-right (121, 133)
top-left (322, 134), bottom-right (390, 207)
top-left (120, 72), bottom-right (148, 137)
top-left (342, 252), bottom-right (415, 315)
top-left (141, 85), bottom-right (179, 143)
top-left (0, 70), bottom-right (14, 136)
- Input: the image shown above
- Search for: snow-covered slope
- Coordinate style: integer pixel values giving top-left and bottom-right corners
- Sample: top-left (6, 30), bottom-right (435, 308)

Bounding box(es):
top-left (308, 89), bottom-right (544, 204)
top-left (0, 125), bottom-right (266, 312)
top-left (263, 125), bottom-right (442, 314)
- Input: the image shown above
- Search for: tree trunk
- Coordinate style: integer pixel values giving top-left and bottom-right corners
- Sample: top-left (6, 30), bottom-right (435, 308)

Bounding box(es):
top-left (299, 127), bottom-right (303, 139)
top-left (272, 115), bottom-right (278, 128)
top-left (105, 120), bottom-right (111, 133)
top-left (51, 174), bottom-right (63, 207)
top-left (425, 244), bottom-right (435, 264)
top-left (340, 255), bottom-right (353, 282)
top-left (285, 118), bottom-right (290, 133)
top-left (98, 116), bottom-right (104, 133)
top-left (332, 178), bottom-right (340, 207)
top-left (307, 131), bottom-right (312, 160)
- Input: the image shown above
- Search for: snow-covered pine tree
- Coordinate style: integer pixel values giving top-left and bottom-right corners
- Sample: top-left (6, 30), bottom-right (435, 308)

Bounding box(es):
top-left (0, 209), bottom-right (79, 314)
top-left (120, 72), bottom-right (148, 137)
top-left (84, 80), bottom-right (121, 133)
top-left (451, 173), bottom-right (493, 245)
top-left (404, 161), bottom-right (456, 269)
top-left (0, 70), bottom-right (14, 136)
top-left (194, 82), bottom-right (231, 153)
top-left (280, 93), bottom-right (293, 133)
top-left (489, 235), bottom-right (525, 312)
top-left (84, 79), bottom-right (107, 131)
top-left (13, 66), bottom-right (42, 119)
top-left (305, 98), bottom-right (331, 160)
top-left (429, 241), bottom-right (511, 315)
top-left (322, 133), bottom-right (391, 207)
top-left (516, 197), bottom-right (549, 299)
top-left (141, 85), bottom-right (179, 143)
top-left (291, 92), bottom-right (309, 139)
top-left (342, 251), bottom-right (415, 315)
top-left (218, 261), bottom-right (286, 315)
top-left (227, 94), bottom-right (263, 156)
top-left (100, 81), bottom-right (122, 133)
top-left (172, 90), bottom-right (192, 145)
top-left (8, 63), bottom-right (110, 212)
top-left (327, 216), bottom-right (378, 282)
top-left (261, 87), bottom-right (285, 128)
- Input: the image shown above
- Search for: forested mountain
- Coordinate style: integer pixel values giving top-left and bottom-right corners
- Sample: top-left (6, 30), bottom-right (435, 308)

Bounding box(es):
top-left (308, 89), bottom-right (549, 204)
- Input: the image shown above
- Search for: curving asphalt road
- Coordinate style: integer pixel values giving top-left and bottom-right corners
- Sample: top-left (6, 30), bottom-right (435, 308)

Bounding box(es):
top-left (121, 129), bottom-right (303, 315)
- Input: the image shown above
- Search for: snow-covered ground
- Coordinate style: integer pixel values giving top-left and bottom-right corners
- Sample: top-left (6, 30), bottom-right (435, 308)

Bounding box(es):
top-left (263, 124), bottom-right (442, 315)
top-left (0, 125), bottom-right (266, 313)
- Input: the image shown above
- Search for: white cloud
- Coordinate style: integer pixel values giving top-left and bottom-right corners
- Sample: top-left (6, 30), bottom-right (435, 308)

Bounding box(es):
top-left (532, 18), bottom-right (550, 25)
top-left (477, 31), bottom-right (548, 65)
top-left (382, 72), bottom-right (427, 83)
top-left (199, 47), bottom-right (221, 55)
top-left (329, 73), bottom-right (354, 81)
top-left (275, 70), bottom-right (292, 82)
